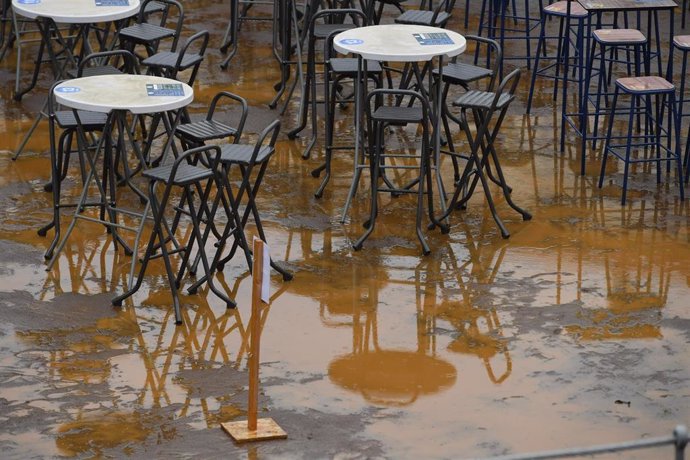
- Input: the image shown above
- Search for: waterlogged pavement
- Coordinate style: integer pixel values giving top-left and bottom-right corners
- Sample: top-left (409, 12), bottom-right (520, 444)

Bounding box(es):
top-left (0, 1), bottom-right (688, 458)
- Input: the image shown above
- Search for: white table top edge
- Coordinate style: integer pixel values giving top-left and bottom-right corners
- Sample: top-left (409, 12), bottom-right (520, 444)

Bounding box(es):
top-left (54, 74), bottom-right (194, 114)
top-left (12, 0), bottom-right (141, 24)
top-left (334, 24), bottom-right (467, 62)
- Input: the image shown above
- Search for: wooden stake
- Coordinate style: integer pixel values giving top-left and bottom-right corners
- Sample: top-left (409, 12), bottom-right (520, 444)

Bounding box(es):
top-left (221, 238), bottom-right (287, 443)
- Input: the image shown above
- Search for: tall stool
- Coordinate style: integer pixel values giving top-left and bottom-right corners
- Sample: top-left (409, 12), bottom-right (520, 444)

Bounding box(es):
top-left (437, 68), bottom-right (531, 239)
top-left (112, 145), bottom-right (235, 325)
top-left (312, 29), bottom-right (382, 198)
top-left (580, 28), bottom-right (648, 175)
top-left (526, 1), bottom-right (589, 151)
top-left (598, 76), bottom-right (684, 205)
top-left (353, 88), bottom-right (436, 255)
top-left (667, 35), bottom-right (690, 169)
top-left (286, 7), bottom-right (363, 159)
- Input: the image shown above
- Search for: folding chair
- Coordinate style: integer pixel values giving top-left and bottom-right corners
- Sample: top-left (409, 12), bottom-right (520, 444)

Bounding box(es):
top-left (438, 68), bottom-right (532, 239)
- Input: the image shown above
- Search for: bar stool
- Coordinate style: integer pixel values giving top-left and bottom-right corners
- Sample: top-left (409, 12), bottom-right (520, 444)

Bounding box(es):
top-left (312, 29), bottom-right (383, 198)
top-left (286, 7), bottom-right (363, 158)
top-left (118, 0), bottom-right (184, 60)
top-left (580, 28), bottom-right (648, 175)
top-left (598, 76), bottom-right (684, 205)
top-left (186, 119), bottom-right (293, 298)
top-left (175, 91), bottom-right (248, 151)
top-left (437, 68), bottom-right (531, 239)
top-left (112, 145), bottom-right (235, 325)
top-left (353, 88), bottom-right (435, 255)
top-left (526, 1), bottom-right (589, 151)
top-left (667, 35), bottom-right (690, 169)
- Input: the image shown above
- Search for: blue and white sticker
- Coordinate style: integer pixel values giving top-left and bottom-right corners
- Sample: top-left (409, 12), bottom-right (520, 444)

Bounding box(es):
top-left (18, 0), bottom-right (41, 4)
top-left (339, 38), bottom-right (364, 46)
top-left (55, 86), bottom-right (81, 93)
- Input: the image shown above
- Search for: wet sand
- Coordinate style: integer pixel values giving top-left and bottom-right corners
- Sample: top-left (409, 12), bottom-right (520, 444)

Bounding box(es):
top-left (0, 1), bottom-right (689, 458)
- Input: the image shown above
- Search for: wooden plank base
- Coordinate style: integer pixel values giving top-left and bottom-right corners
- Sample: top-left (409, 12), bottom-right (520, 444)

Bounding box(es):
top-left (221, 418), bottom-right (287, 443)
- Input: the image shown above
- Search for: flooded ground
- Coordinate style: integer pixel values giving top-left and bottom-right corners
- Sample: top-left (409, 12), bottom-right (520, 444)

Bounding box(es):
top-left (0, 1), bottom-right (689, 458)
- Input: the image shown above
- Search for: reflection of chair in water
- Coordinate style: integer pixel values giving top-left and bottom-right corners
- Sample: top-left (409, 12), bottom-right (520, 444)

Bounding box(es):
top-left (432, 229), bottom-right (513, 384)
top-left (124, 268), bottom-right (289, 425)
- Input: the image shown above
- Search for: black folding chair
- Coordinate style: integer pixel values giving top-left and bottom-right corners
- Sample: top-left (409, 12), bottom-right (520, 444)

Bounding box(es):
top-left (437, 68), bottom-right (531, 239)
top-left (112, 145), bottom-right (235, 325)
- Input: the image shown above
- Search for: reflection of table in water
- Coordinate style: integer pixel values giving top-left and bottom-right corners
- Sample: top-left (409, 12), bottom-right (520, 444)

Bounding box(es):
top-left (329, 350), bottom-right (456, 406)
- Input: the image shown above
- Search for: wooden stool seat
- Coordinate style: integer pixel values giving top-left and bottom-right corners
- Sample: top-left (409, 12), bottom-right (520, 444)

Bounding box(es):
top-left (593, 28), bottom-right (647, 44)
top-left (616, 76), bottom-right (675, 94)
top-left (544, 1), bottom-right (588, 17)
top-left (673, 35), bottom-right (690, 50)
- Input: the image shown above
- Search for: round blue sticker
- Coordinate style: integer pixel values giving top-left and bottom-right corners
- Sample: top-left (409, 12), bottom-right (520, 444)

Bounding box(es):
top-left (55, 86), bottom-right (81, 93)
top-left (18, 0), bottom-right (41, 4)
top-left (339, 38), bottom-right (364, 46)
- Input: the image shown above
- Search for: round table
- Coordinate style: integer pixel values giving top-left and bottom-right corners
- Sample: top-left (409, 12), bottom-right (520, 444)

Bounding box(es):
top-left (47, 74), bottom-right (194, 272)
top-left (333, 24), bottom-right (466, 62)
top-left (12, 0), bottom-right (141, 23)
top-left (333, 24), bottom-right (466, 229)
top-left (54, 74), bottom-right (193, 114)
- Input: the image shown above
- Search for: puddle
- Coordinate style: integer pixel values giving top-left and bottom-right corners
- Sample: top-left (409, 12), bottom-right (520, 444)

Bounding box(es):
top-left (0, 1), bottom-right (688, 458)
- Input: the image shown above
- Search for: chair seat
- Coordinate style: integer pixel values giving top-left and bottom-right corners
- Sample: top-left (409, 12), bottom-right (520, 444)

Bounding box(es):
top-left (67, 65), bottom-right (123, 79)
top-left (314, 23), bottom-right (355, 39)
top-left (673, 35), bottom-right (690, 50)
top-left (544, 1), bottom-right (588, 18)
top-left (372, 106), bottom-right (423, 124)
top-left (143, 162), bottom-right (213, 186)
top-left (176, 119), bottom-right (238, 143)
top-left (453, 90), bottom-right (513, 110)
top-left (142, 51), bottom-right (203, 70)
top-left (218, 144), bottom-right (273, 165)
top-left (395, 10), bottom-right (450, 26)
top-left (55, 110), bottom-right (108, 130)
top-left (119, 23), bottom-right (175, 44)
top-left (329, 58), bottom-right (382, 75)
top-left (593, 28), bottom-right (647, 45)
top-left (616, 76), bottom-right (674, 94)
top-left (433, 61), bottom-right (493, 86)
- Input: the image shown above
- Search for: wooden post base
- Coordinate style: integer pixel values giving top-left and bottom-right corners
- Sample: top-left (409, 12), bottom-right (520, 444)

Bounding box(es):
top-left (221, 418), bottom-right (287, 443)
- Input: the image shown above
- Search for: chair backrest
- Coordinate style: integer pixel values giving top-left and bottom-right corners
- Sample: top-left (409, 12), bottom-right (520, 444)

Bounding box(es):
top-left (246, 119), bottom-right (281, 167)
top-left (466, 34), bottom-right (502, 92)
top-left (78, 49), bottom-right (140, 77)
top-left (206, 91), bottom-right (249, 143)
top-left (171, 29), bottom-right (210, 85)
top-left (138, 0), bottom-right (185, 51)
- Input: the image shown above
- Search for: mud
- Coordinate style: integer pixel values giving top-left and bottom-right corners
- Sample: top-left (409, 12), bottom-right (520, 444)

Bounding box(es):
top-left (0, 1), bottom-right (688, 459)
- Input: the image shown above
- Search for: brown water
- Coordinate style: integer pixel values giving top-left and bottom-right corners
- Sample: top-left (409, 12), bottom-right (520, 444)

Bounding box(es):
top-left (0, 1), bottom-right (688, 459)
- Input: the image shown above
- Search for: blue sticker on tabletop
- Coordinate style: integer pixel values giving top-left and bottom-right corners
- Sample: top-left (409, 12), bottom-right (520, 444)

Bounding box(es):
top-left (146, 83), bottom-right (184, 97)
top-left (55, 86), bottom-right (81, 93)
top-left (339, 38), bottom-right (364, 46)
top-left (17, 0), bottom-right (41, 4)
top-left (95, 0), bottom-right (130, 6)
top-left (413, 32), bottom-right (454, 46)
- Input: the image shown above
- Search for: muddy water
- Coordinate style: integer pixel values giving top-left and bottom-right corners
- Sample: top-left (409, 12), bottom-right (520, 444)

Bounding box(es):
top-left (0, 1), bottom-right (688, 459)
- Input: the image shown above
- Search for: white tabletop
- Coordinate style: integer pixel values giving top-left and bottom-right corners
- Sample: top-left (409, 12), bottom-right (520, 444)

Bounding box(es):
top-left (12, 0), bottom-right (140, 23)
top-left (334, 24), bottom-right (466, 62)
top-left (54, 74), bottom-right (193, 114)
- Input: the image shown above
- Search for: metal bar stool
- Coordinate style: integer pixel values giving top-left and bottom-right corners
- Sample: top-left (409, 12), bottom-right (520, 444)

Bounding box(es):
top-left (353, 88), bottom-right (436, 255)
top-left (667, 35), bottom-right (690, 172)
top-left (312, 28), bottom-right (382, 198)
top-left (437, 68), bottom-right (531, 239)
top-left (187, 120), bottom-right (292, 299)
top-left (598, 76), bottom-right (684, 205)
top-left (112, 145), bottom-right (234, 325)
top-left (286, 6), bottom-right (363, 158)
top-left (580, 28), bottom-right (648, 176)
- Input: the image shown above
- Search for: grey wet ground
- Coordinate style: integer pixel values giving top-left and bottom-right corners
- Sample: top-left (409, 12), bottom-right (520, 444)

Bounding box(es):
top-left (0, 1), bottom-right (689, 459)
